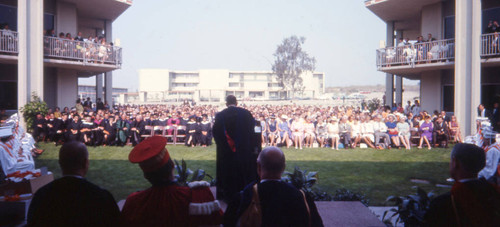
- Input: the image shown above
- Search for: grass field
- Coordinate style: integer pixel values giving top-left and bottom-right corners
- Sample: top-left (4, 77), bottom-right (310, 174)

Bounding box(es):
top-left (34, 143), bottom-right (453, 206)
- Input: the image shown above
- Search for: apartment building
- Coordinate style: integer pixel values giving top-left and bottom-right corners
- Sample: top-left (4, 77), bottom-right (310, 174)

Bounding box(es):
top-left (138, 69), bottom-right (325, 102)
top-left (0, 0), bottom-right (131, 113)
top-left (366, 0), bottom-right (500, 136)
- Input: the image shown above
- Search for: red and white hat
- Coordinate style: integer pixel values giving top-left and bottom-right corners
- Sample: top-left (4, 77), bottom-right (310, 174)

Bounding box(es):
top-left (129, 136), bottom-right (170, 172)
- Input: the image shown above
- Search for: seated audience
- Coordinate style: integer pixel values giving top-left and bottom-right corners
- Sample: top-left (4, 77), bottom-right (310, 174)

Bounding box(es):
top-left (448, 115), bottom-right (463, 143)
top-left (121, 136), bottom-right (223, 226)
top-left (419, 116), bottom-right (433, 149)
top-left (424, 143), bottom-right (500, 226)
top-left (27, 141), bottom-right (120, 227)
top-left (397, 116), bottom-right (411, 150)
top-left (224, 146), bottom-right (323, 227)
top-left (432, 116), bottom-right (449, 148)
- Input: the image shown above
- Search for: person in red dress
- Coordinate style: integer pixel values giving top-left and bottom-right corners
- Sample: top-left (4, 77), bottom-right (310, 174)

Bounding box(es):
top-left (120, 136), bottom-right (223, 227)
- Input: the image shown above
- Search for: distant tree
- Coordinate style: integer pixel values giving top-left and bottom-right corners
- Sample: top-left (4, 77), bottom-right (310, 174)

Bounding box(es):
top-left (272, 36), bottom-right (316, 99)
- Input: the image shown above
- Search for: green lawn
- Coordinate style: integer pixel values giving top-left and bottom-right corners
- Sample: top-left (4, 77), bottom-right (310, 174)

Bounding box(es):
top-left (34, 143), bottom-right (453, 206)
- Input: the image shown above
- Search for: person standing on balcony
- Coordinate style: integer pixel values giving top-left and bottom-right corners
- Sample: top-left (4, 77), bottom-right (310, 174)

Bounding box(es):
top-left (74, 32), bottom-right (84, 42)
top-left (427, 33), bottom-right (436, 42)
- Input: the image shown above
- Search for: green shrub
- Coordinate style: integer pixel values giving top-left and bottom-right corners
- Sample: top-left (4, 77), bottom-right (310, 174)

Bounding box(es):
top-left (383, 186), bottom-right (437, 227)
top-left (282, 166), bottom-right (368, 205)
top-left (19, 92), bottom-right (48, 132)
top-left (174, 159), bottom-right (214, 186)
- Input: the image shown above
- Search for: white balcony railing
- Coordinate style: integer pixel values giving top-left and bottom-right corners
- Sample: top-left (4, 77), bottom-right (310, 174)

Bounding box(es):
top-left (481, 33), bottom-right (500, 58)
top-left (44, 36), bottom-right (122, 66)
top-left (0, 29), bottom-right (18, 54)
top-left (0, 29), bottom-right (122, 67)
top-left (376, 39), bottom-right (455, 68)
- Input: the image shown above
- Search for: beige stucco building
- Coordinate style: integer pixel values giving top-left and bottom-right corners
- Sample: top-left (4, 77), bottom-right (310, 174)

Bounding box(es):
top-left (138, 69), bottom-right (325, 103)
top-left (366, 0), bottom-right (500, 136)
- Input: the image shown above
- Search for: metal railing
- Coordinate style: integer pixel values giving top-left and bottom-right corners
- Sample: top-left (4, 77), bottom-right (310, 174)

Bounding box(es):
top-left (0, 29), bottom-right (121, 67)
top-left (44, 36), bottom-right (122, 67)
top-left (481, 33), bottom-right (500, 58)
top-left (0, 29), bottom-right (18, 54)
top-left (376, 39), bottom-right (455, 68)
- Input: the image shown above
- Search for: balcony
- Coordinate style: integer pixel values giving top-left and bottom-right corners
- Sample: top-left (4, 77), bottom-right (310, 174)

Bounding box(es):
top-left (0, 29), bottom-right (122, 73)
top-left (375, 33), bottom-right (500, 76)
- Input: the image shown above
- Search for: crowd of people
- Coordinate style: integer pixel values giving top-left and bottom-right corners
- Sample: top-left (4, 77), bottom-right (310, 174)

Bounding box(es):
top-left (43, 29), bottom-right (117, 64)
top-left (24, 96), bottom-right (494, 152)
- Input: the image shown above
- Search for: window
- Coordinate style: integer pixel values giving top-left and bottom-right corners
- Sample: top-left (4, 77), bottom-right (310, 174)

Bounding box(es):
top-left (229, 82), bottom-right (239, 87)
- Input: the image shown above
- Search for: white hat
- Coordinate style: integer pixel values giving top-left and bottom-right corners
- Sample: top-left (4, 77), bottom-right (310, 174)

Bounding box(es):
top-left (0, 126), bottom-right (13, 138)
top-left (281, 115), bottom-right (288, 119)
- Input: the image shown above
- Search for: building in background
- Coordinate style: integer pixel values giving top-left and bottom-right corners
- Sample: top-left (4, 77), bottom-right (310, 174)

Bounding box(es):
top-left (366, 0), bottom-right (500, 136)
top-left (0, 0), bottom-right (131, 113)
top-left (78, 85), bottom-right (127, 106)
top-left (137, 69), bottom-right (325, 103)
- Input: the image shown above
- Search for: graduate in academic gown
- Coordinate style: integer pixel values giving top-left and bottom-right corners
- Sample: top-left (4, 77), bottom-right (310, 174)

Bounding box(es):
top-left (130, 115), bottom-right (147, 146)
top-left (185, 116), bottom-right (199, 147)
top-left (93, 114), bottom-right (106, 146)
top-left (103, 116), bottom-right (117, 146)
top-left (66, 115), bottom-right (82, 142)
top-left (199, 114), bottom-right (212, 147)
top-left (115, 113), bottom-right (130, 146)
top-left (32, 113), bottom-right (46, 142)
top-left (80, 115), bottom-right (95, 145)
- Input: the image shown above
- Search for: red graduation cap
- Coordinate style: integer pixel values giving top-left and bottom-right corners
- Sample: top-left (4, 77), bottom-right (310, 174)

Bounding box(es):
top-left (129, 136), bottom-right (170, 172)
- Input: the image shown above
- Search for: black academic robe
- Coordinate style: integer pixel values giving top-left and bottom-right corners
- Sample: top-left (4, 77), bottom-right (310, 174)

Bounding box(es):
top-left (224, 180), bottom-right (324, 227)
top-left (66, 120), bottom-right (81, 142)
top-left (32, 118), bottom-right (46, 141)
top-left (80, 121), bottom-right (95, 144)
top-left (46, 119), bottom-right (57, 141)
top-left (93, 120), bottom-right (106, 146)
top-left (199, 121), bottom-right (212, 146)
top-left (212, 106), bottom-right (258, 202)
top-left (103, 120), bottom-right (116, 145)
top-left (185, 121), bottom-right (200, 146)
top-left (27, 176), bottom-right (120, 227)
top-left (130, 120), bottom-right (147, 146)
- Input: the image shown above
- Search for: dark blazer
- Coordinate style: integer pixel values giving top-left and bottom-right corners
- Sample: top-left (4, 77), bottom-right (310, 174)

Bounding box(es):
top-left (424, 179), bottom-right (500, 227)
top-left (433, 121), bottom-right (449, 135)
top-left (27, 176), bottom-right (120, 227)
top-left (224, 180), bottom-right (324, 227)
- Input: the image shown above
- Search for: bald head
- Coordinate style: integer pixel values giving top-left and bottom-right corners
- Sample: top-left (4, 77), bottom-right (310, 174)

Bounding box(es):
top-left (257, 146), bottom-right (286, 179)
top-left (59, 141), bottom-right (89, 176)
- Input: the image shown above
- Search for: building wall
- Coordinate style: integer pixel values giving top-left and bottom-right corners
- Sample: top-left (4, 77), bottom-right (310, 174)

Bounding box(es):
top-left (138, 69), bottom-right (171, 92)
top-left (420, 71), bottom-right (442, 112)
top-left (56, 1), bottom-right (77, 35)
top-left (44, 67), bottom-right (57, 108)
top-left (421, 2), bottom-right (443, 39)
top-left (57, 68), bottom-right (78, 109)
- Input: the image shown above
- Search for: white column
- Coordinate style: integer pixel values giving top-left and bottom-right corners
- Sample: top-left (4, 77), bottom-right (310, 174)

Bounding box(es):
top-left (385, 21), bottom-right (395, 107)
top-left (17, 0), bottom-right (28, 115)
top-left (96, 74), bottom-right (104, 100)
top-left (455, 0), bottom-right (481, 137)
top-left (29, 0), bottom-right (44, 99)
top-left (395, 76), bottom-right (403, 105)
top-left (104, 20), bottom-right (113, 106)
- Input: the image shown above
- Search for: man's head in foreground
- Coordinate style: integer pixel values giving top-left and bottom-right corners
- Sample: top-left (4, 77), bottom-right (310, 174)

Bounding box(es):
top-left (226, 95), bottom-right (237, 107)
top-left (449, 143), bottom-right (485, 181)
top-left (59, 141), bottom-right (89, 177)
top-left (257, 146), bottom-right (286, 180)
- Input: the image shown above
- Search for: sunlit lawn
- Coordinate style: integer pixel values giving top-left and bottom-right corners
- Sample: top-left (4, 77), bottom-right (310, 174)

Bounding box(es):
top-left (34, 143), bottom-right (452, 206)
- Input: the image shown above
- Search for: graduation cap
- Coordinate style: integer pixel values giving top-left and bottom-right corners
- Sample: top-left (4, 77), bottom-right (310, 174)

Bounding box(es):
top-left (129, 136), bottom-right (170, 173)
top-left (0, 126), bottom-right (13, 138)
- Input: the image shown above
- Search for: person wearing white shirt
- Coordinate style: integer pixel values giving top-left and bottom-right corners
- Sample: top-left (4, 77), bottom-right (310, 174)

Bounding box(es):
top-left (360, 116), bottom-right (376, 149)
top-left (373, 116), bottom-right (390, 148)
top-left (478, 142), bottom-right (500, 182)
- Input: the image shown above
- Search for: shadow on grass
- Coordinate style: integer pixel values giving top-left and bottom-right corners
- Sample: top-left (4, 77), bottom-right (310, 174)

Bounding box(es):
top-left (34, 158), bottom-right (450, 206)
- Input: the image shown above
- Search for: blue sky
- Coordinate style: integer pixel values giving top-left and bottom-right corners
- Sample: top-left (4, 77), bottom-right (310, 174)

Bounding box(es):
top-left (82, 0), bottom-right (390, 91)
